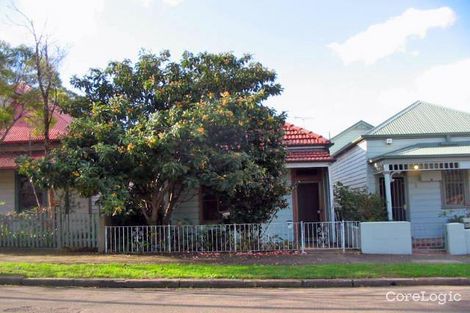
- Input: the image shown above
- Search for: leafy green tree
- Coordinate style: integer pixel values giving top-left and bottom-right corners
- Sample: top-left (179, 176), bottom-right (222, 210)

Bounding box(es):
top-left (20, 51), bottom-right (289, 225)
top-left (334, 182), bottom-right (386, 221)
top-left (0, 41), bottom-right (38, 142)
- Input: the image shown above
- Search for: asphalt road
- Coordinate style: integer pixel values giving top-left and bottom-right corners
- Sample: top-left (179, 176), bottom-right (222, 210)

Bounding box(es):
top-left (0, 285), bottom-right (469, 312)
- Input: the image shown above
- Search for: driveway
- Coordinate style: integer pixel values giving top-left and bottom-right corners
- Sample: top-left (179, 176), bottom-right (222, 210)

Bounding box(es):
top-left (0, 286), bottom-right (469, 312)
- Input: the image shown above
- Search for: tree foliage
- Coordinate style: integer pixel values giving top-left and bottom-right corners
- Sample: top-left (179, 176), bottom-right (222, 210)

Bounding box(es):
top-left (20, 51), bottom-right (289, 225)
top-left (334, 182), bottom-right (386, 221)
top-left (0, 40), bottom-right (38, 142)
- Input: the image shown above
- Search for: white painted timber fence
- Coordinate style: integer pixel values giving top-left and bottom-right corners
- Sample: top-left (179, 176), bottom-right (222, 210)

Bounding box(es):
top-left (105, 221), bottom-right (360, 254)
top-left (0, 212), bottom-right (99, 249)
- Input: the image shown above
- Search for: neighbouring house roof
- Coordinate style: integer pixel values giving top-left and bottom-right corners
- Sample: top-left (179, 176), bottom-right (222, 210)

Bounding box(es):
top-left (283, 123), bottom-right (331, 146)
top-left (0, 151), bottom-right (44, 170)
top-left (369, 142), bottom-right (470, 163)
top-left (2, 109), bottom-right (72, 145)
top-left (330, 120), bottom-right (373, 156)
top-left (365, 101), bottom-right (470, 137)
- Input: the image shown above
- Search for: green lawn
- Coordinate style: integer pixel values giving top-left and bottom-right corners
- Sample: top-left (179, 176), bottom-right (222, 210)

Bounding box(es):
top-left (1, 262), bottom-right (470, 279)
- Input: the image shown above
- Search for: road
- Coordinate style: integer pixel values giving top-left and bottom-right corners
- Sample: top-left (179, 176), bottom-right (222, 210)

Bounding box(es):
top-left (0, 285), bottom-right (469, 312)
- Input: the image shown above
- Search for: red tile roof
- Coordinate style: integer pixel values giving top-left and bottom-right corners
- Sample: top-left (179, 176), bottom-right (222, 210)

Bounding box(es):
top-left (286, 150), bottom-right (334, 163)
top-left (283, 123), bottom-right (330, 146)
top-left (1, 108), bottom-right (72, 145)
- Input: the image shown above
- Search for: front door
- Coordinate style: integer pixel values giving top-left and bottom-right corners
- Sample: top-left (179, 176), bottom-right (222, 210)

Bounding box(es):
top-left (297, 182), bottom-right (321, 222)
top-left (380, 177), bottom-right (407, 221)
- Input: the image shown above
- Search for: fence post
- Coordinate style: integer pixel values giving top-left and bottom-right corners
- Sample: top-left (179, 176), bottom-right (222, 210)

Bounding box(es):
top-left (104, 226), bottom-right (108, 253)
top-left (300, 221), bottom-right (306, 254)
top-left (167, 224), bottom-right (171, 253)
top-left (97, 215), bottom-right (106, 253)
top-left (341, 220), bottom-right (345, 253)
top-left (233, 224), bottom-right (237, 253)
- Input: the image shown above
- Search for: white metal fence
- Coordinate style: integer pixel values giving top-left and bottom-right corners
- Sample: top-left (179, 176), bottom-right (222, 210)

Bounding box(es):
top-left (0, 212), bottom-right (99, 249)
top-left (105, 221), bottom-right (360, 254)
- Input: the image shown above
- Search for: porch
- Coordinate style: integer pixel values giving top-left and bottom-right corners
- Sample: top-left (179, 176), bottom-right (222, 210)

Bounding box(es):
top-left (371, 146), bottom-right (470, 249)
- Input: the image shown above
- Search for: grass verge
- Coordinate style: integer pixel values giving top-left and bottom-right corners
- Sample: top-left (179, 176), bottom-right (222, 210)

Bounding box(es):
top-left (1, 262), bottom-right (470, 279)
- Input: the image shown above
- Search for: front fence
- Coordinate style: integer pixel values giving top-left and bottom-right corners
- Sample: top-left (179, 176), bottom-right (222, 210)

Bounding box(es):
top-left (105, 221), bottom-right (360, 254)
top-left (0, 212), bottom-right (99, 249)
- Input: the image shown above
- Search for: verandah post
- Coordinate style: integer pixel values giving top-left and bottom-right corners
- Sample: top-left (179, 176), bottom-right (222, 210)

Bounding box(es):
top-left (384, 170), bottom-right (394, 221)
top-left (300, 221), bottom-right (306, 254)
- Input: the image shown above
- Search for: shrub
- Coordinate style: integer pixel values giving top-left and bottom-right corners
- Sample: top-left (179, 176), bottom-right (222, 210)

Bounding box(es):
top-left (334, 182), bottom-right (386, 221)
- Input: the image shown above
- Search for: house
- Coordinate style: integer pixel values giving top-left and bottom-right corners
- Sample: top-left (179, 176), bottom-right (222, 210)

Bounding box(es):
top-left (1, 110), bottom-right (336, 226)
top-left (0, 109), bottom-right (95, 214)
top-left (171, 123), bottom-right (336, 226)
top-left (331, 101), bottom-right (470, 248)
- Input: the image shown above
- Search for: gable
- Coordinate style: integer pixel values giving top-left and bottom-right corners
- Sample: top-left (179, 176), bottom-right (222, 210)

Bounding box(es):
top-left (283, 123), bottom-right (330, 146)
top-left (330, 120), bottom-right (373, 156)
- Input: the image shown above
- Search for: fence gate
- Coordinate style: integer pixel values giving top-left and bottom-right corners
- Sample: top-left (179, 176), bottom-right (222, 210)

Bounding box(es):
top-left (411, 222), bottom-right (446, 250)
top-left (0, 212), bottom-right (99, 250)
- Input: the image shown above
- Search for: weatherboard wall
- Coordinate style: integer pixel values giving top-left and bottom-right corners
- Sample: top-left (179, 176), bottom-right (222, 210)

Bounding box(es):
top-left (330, 141), bottom-right (368, 190)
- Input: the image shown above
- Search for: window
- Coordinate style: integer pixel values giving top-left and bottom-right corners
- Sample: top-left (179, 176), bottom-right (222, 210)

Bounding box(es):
top-left (200, 189), bottom-right (222, 223)
top-left (442, 170), bottom-right (469, 207)
top-left (16, 174), bottom-right (47, 212)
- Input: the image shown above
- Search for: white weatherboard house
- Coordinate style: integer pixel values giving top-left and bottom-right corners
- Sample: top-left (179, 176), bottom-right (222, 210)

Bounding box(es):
top-left (331, 101), bottom-right (470, 248)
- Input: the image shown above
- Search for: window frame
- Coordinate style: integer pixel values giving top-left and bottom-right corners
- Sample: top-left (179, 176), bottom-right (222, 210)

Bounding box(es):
top-left (441, 169), bottom-right (470, 209)
top-left (15, 172), bottom-right (47, 212)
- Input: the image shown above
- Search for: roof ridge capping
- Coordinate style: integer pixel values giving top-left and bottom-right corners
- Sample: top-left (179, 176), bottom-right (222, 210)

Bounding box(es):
top-left (365, 100), bottom-right (422, 136)
top-left (365, 100), bottom-right (470, 137)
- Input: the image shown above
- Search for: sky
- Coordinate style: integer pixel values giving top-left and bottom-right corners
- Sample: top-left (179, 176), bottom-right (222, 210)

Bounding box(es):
top-left (1, 0), bottom-right (470, 137)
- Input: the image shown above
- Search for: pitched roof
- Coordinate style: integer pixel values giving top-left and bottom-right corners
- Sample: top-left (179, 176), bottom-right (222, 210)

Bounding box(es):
top-left (370, 142), bottom-right (470, 162)
top-left (330, 120), bottom-right (373, 156)
top-left (366, 101), bottom-right (470, 137)
top-left (1, 109), bottom-right (72, 145)
top-left (283, 123), bottom-right (331, 146)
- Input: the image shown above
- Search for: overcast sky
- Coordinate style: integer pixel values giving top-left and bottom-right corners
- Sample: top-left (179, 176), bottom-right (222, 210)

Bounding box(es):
top-left (1, 0), bottom-right (469, 137)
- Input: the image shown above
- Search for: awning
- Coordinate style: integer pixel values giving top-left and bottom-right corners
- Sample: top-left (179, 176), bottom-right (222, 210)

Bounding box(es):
top-left (369, 143), bottom-right (470, 173)
top-left (0, 151), bottom-right (44, 170)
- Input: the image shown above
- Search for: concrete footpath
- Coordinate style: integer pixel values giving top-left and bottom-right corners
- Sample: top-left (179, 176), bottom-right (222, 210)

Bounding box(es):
top-left (1, 276), bottom-right (470, 288)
